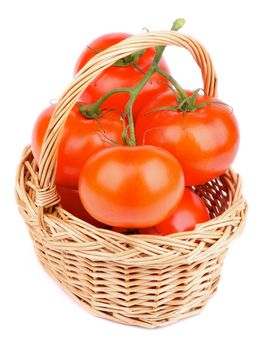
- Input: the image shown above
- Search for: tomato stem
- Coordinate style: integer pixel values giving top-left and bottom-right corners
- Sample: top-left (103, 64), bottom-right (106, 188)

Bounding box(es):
top-left (79, 88), bottom-right (130, 117)
top-left (155, 67), bottom-right (188, 100)
top-left (80, 18), bottom-right (186, 146)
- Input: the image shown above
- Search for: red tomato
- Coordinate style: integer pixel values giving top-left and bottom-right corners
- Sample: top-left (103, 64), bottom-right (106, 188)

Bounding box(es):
top-left (74, 33), bottom-right (170, 117)
top-left (139, 188), bottom-right (210, 235)
top-left (78, 145), bottom-right (185, 228)
top-left (31, 103), bottom-right (124, 188)
top-left (136, 91), bottom-right (239, 185)
top-left (56, 184), bottom-right (106, 227)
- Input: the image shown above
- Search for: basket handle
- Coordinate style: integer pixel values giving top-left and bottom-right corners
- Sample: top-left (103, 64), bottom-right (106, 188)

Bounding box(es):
top-left (36, 30), bottom-right (217, 208)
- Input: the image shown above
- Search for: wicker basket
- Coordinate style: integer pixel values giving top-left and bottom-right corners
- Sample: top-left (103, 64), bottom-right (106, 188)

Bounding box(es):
top-left (15, 31), bottom-right (247, 328)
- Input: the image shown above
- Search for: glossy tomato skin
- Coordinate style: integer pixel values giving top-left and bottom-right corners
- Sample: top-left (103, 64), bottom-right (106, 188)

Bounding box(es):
top-left (56, 184), bottom-right (106, 227)
top-left (79, 146), bottom-right (185, 228)
top-left (139, 188), bottom-right (210, 235)
top-left (31, 104), bottom-right (124, 188)
top-left (136, 91), bottom-right (240, 185)
top-left (74, 33), bottom-right (170, 117)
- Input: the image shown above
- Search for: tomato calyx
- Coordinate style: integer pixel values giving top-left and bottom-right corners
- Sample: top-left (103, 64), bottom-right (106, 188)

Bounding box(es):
top-left (87, 44), bottom-right (146, 69)
top-left (86, 45), bottom-right (103, 54)
top-left (77, 106), bottom-right (123, 146)
top-left (146, 87), bottom-right (233, 115)
top-left (113, 49), bottom-right (146, 67)
top-left (149, 99), bottom-right (233, 114)
top-left (79, 103), bottom-right (118, 119)
top-left (146, 88), bottom-right (202, 114)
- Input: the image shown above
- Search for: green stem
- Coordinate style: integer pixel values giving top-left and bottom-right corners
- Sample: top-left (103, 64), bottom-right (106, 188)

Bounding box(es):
top-left (80, 87), bottom-right (130, 116)
top-left (122, 45), bottom-right (169, 145)
top-left (156, 67), bottom-right (188, 100)
top-left (80, 18), bottom-right (186, 146)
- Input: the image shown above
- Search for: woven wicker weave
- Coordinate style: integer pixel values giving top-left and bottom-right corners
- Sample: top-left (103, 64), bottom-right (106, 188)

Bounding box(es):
top-left (15, 31), bottom-right (247, 328)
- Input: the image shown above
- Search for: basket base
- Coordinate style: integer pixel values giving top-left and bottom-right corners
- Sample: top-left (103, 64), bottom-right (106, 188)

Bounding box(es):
top-left (35, 244), bottom-right (223, 328)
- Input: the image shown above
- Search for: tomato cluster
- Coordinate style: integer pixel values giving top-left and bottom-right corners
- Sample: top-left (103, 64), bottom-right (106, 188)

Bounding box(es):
top-left (32, 27), bottom-right (239, 235)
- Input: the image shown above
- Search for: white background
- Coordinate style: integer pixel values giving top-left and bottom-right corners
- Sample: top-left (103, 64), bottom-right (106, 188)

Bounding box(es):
top-left (1, 0), bottom-right (260, 349)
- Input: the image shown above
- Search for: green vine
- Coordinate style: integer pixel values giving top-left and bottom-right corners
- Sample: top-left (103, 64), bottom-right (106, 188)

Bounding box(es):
top-left (80, 18), bottom-right (186, 146)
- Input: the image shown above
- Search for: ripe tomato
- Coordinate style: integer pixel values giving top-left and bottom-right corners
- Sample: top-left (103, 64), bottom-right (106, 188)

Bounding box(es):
top-left (79, 145), bottom-right (184, 228)
top-left (56, 184), bottom-right (106, 227)
top-left (139, 188), bottom-right (210, 235)
top-left (74, 33), bottom-right (170, 117)
top-left (31, 103), bottom-right (124, 188)
top-left (135, 91), bottom-right (239, 185)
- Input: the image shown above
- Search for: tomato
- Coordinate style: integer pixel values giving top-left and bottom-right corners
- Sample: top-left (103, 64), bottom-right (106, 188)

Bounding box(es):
top-left (139, 188), bottom-right (210, 235)
top-left (79, 145), bottom-right (184, 228)
top-left (56, 184), bottom-right (106, 227)
top-left (135, 91), bottom-right (239, 185)
top-left (74, 33), bottom-right (170, 117)
top-left (31, 103), bottom-right (124, 188)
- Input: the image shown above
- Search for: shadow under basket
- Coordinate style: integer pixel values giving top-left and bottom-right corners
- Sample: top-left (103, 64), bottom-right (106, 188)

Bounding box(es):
top-left (15, 30), bottom-right (247, 328)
